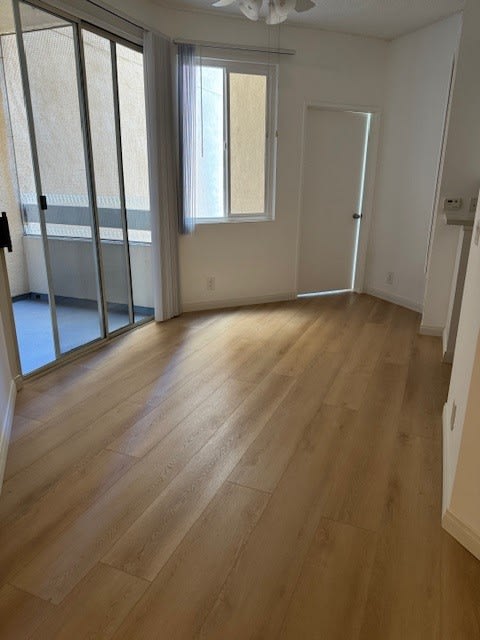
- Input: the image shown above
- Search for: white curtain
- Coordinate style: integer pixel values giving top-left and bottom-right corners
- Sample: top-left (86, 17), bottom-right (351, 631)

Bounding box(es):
top-left (144, 32), bottom-right (181, 321)
top-left (177, 43), bottom-right (197, 233)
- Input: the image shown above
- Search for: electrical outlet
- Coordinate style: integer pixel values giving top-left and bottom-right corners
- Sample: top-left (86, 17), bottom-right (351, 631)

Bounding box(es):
top-left (444, 198), bottom-right (463, 212)
top-left (450, 401), bottom-right (457, 431)
top-left (470, 197), bottom-right (478, 214)
top-left (206, 276), bottom-right (215, 291)
top-left (386, 271), bottom-right (394, 286)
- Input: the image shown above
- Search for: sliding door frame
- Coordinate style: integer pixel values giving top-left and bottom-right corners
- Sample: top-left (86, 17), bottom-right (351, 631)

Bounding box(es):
top-left (74, 21), bottom-right (109, 340)
top-left (110, 38), bottom-right (134, 325)
top-left (9, 0), bottom-right (151, 379)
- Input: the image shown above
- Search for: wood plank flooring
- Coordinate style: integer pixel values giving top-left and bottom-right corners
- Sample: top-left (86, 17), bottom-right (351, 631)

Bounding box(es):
top-left (1, 293), bottom-right (479, 639)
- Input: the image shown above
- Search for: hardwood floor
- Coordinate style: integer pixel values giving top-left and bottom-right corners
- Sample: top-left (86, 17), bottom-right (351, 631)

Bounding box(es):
top-left (1, 293), bottom-right (479, 639)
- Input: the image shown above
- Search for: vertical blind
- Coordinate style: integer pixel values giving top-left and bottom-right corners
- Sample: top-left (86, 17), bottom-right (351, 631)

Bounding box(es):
top-left (144, 32), bottom-right (181, 320)
top-left (177, 43), bottom-right (197, 234)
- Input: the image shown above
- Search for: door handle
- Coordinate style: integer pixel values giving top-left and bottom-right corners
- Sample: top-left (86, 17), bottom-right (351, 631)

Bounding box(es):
top-left (352, 214), bottom-right (362, 220)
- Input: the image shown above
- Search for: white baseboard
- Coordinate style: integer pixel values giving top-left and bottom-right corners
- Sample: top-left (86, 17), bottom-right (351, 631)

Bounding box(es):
top-left (443, 509), bottom-right (480, 562)
top-left (0, 380), bottom-right (16, 493)
top-left (364, 287), bottom-right (423, 313)
top-left (185, 288), bottom-right (425, 315)
top-left (182, 292), bottom-right (295, 313)
top-left (419, 324), bottom-right (444, 337)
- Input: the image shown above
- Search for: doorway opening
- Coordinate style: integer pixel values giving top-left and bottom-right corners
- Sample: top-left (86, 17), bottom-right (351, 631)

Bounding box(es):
top-left (0, 0), bottom-right (154, 377)
top-left (296, 105), bottom-right (375, 298)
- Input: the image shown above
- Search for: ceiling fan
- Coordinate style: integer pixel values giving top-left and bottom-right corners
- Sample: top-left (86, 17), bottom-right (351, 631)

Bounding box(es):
top-left (212, 0), bottom-right (317, 24)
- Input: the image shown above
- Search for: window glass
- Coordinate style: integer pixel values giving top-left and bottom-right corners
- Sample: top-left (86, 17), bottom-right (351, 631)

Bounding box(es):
top-left (117, 44), bottom-right (151, 243)
top-left (188, 58), bottom-right (275, 222)
top-left (83, 30), bottom-right (123, 242)
top-left (1, 33), bottom-right (37, 214)
top-left (229, 72), bottom-right (267, 215)
top-left (195, 65), bottom-right (224, 219)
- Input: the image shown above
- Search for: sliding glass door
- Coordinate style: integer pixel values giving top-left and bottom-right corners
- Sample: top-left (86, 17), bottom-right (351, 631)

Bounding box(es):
top-left (17, 2), bottom-right (103, 355)
top-left (82, 28), bottom-right (133, 333)
top-left (2, 0), bottom-right (153, 376)
top-left (116, 43), bottom-right (153, 322)
top-left (0, 11), bottom-right (57, 373)
top-left (82, 29), bottom-right (153, 329)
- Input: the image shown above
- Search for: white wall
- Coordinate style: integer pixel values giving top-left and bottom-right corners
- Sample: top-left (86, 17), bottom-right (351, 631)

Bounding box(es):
top-left (107, 0), bottom-right (390, 308)
top-left (104, 0), bottom-right (463, 312)
top-left (365, 14), bottom-right (462, 312)
top-left (422, 0), bottom-right (480, 332)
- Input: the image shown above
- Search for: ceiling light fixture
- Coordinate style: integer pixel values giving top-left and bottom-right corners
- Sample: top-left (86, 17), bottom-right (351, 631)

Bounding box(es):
top-left (212, 0), bottom-right (316, 24)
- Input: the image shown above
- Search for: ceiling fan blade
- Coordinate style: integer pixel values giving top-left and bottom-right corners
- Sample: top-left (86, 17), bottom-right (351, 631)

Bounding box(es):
top-left (265, 6), bottom-right (288, 24)
top-left (271, 0), bottom-right (296, 17)
top-left (238, 0), bottom-right (262, 20)
top-left (295, 0), bottom-right (315, 12)
top-left (212, 0), bottom-right (237, 6)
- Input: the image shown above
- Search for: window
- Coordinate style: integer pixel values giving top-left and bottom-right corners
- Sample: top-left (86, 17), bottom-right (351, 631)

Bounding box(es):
top-left (1, 27), bottom-right (151, 244)
top-left (192, 58), bottom-right (277, 222)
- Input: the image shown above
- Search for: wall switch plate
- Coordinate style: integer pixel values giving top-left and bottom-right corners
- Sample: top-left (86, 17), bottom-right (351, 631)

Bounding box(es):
top-left (444, 198), bottom-right (463, 211)
top-left (470, 197), bottom-right (478, 214)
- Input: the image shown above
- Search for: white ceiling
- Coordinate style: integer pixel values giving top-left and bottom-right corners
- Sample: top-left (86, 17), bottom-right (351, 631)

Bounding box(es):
top-left (154, 0), bottom-right (465, 39)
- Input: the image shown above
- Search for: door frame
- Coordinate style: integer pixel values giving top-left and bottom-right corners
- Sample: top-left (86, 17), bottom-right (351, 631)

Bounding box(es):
top-left (294, 101), bottom-right (382, 296)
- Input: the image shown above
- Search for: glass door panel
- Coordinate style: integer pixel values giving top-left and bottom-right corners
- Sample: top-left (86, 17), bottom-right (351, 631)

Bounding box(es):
top-left (17, 1), bottom-right (104, 354)
top-left (82, 29), bottom-right (132, 333)
top-left (116, 44), bottom-right (154, 322)
top-left (0, 9), bottom-right (56, 374)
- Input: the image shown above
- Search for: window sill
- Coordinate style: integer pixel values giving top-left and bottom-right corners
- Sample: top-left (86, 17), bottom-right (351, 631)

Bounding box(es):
top-left (195, 216), bottom-right (274, 225)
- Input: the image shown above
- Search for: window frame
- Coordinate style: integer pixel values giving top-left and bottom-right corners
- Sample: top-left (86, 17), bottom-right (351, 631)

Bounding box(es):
top-left (194, 56), bottom-right (278, 224)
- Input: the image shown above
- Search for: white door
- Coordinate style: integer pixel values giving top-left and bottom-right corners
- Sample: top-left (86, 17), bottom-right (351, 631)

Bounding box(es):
top-left (298, 108), bottom-right (369, 295)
